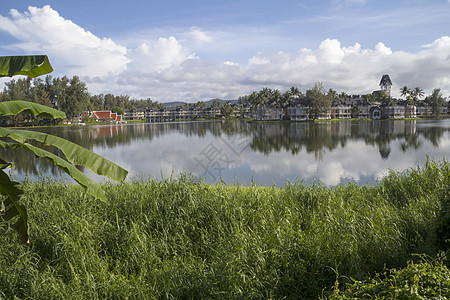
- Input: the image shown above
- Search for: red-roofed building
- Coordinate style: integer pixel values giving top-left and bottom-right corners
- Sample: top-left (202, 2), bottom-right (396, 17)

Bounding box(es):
top-left (89, 111), bottom-right (124, 123)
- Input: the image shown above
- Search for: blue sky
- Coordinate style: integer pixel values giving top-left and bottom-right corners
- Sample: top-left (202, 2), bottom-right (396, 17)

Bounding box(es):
top-left (1, 0), bottom-right (450, 102)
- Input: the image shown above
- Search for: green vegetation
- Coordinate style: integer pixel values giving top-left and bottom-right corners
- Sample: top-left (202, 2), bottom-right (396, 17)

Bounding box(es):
top-left (0, 160), bottom-right (449, 299)
top-left (305, 82), bottom-right (332, 121)
top-left (324, 253), bottom-right (450, 299)
top-left (0, 100), bottom-right (128, 243)
top-left (0, 55), bottom-right (128, 244)
top-left (0, 76), bottom-right (164, 126)
top-left (426, 88), bottom-right (447, 118)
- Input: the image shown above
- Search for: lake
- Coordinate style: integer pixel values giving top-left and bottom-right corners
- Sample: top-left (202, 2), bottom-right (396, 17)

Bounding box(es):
top-left (4, 118), bottom-right (450, 186)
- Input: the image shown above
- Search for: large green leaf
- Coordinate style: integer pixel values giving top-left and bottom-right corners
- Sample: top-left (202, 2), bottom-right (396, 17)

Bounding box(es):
top-left (0, 56), bottom-right (128, 243)
top-left (13, 142), bottom-right (108, 201)
top-left (0, 101), bottom-right (66, 119)
top-left (0, 128), bottom-right (128, 182)
top-left (0, 168), bottom-right (28, 243)
top-left (0, 100), bottom-right (127, 182)
top-left (0, 55), bottom-right (53, 78)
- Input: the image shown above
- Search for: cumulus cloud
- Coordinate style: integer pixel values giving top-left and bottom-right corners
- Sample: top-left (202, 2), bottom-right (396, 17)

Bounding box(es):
top-left (129, 36), bottom-right (195, 72)
top-left (0, 5), bottom-right (129, 77)
top-left (1, 6), bottom-right (450, 102)
top-left (117, 34), bottom-right (450, 101)
top-left (187, 27), bottom-right (213, 43)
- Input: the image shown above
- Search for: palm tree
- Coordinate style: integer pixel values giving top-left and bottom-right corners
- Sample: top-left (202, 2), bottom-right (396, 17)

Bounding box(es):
top-left (196, 101), bottom-right (206, 111)
top-left (380, 93), bottom-right (394, 107)
top-left (327, 88), bottom-right (339, 106)
top-left (281, 91), bottom-right (294, 108)
top-left (339, 91), bottom-right (349, 102)
top-left (290, 86), bottom-right (301, 99)
top-left (248, 91), bottom-right (259, 112)
top-left (400, 86), bottom-right (410, 99)
top-left (270, 89), bottom-right (282, 108)
top-left (365, 93), bottom-right (376, 104)
top-left (281, 91), bottom-right (294, 119)
top-left (412, 87), bottom-right (424, 103)
top-left (258, 87), bottom-right (273, 107)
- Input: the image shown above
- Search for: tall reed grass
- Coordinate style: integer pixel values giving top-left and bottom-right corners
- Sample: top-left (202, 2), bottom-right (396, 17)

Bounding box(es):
top-left (1, 160), bottom-right (449, 299)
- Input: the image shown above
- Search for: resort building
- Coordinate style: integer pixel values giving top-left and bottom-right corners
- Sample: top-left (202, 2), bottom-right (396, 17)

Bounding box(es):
top-left (92, 75), bottom-right (448, 123)
top-left (379, 74), bottom-right (393, 96)
top-left (89, 111), bottom-right (124, 123)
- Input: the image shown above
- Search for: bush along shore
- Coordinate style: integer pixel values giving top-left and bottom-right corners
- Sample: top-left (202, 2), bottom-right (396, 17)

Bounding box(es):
top-left (1, 160), bottom-right (449, 299)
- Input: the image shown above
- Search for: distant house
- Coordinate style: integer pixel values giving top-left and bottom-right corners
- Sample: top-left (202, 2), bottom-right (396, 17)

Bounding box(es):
top-left (89, 111), bottom-right (124, 123)
top-left (356, 105), bottom-right (370, 119)
top-left (288, 105), bottom-right (308, 121)
top-left (382, 106), bottom-right (405, 119)
top-left (123, 109), bottom-right (145, 121)
top-left (331, 106), bottom-right (351, 119)
top-left (256, 107), bottom-right (283, 121)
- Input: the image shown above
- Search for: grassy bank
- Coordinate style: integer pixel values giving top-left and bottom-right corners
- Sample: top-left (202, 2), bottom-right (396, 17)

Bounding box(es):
top-left (1, 160), bottom-right (449, 299)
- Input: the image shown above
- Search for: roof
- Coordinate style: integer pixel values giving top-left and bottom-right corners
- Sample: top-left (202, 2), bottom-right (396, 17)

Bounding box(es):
top-left (90, 110), bottom-right (123, 122)
top-left (91, 111), bottom-right (111, 119)
top-left (379, 74), bottom-right (392, 87)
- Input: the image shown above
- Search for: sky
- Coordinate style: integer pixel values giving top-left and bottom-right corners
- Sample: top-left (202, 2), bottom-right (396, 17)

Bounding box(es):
top-left (1, 0), bottom-right (450, 102)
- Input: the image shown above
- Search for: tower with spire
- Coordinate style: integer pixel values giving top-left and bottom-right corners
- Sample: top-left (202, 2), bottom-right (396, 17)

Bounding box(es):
top-left (379, 74), bottom-right (392, 96)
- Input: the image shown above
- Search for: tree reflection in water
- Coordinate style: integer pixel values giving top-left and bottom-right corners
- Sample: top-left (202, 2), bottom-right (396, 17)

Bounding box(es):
top-left (249, 119), bottom-right (445, 160)
top-left (1, 119), bottom-right (449, 182)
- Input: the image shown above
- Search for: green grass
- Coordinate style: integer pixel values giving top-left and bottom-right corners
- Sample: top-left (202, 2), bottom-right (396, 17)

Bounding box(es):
top-left (1, 161), bottom-right (449, 299)
top-left (323, 253), bottom-right (450, 299)
top-left (124, 119), bottom-right (148, 124)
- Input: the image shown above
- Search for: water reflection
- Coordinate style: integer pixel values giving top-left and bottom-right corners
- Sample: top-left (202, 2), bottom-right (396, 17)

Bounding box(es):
top-left (3, 119), bottom-right (450, 186)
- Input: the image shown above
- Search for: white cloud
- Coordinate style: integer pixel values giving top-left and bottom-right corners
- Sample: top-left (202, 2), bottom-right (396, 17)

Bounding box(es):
top-left (223, 61), bottom-right (239, 66)
top-left (374, 42), bottom-right (392, 55)
top-left (129, 36), bottom-right (195, 72)
top-left (187, 27), bottom-right (213, 43)
top-left (317, 39), bottom-right (345, 65)
top-left (2, 6), bottom-right (450, 102)
top-left (109, 34), bottom-right (450, 101)
top-left (0, 6), bottom-right (129, 77)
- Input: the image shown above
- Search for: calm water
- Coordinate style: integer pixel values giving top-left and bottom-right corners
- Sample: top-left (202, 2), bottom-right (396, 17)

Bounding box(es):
top-left (4, 119), bottom-right (450, 186)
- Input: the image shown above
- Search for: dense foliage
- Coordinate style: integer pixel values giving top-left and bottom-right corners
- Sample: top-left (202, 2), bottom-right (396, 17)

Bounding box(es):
top-left (0, 76), bottom-right (164, 124)
top-left (0, 160), bottom-right (449, 299)
top-left (2, 75), bottom-right (448, 126)
top-left (0, 56), bottom-right (128, 246)
top-left (324, 253), bottom-right (449, 299)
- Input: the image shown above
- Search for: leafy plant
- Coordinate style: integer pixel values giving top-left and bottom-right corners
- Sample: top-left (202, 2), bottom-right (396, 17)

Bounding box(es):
top-left (0, 55), bottom-right (53, 78)
top-left (0, 55), bottom-right (128, 243)
top-left (323, 253), bottom-right (450, 299)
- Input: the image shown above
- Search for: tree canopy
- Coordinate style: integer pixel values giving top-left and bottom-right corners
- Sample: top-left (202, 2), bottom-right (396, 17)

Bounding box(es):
top-left (305, 82), bottom-right (331, 120)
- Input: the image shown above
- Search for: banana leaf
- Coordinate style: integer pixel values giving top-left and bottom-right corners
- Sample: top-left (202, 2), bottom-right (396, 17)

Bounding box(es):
top-left (0, 167), bottom-right (28, 244)
top-left (0, 55), bottom-right (53, 78)
top-left (9, 142), bottom-right (108, 201)
top-left (0, 127), bottom-right (128, 182)
top-left (0, 100), bottom-right (128, 243)
top-left (0, 56), bottom-right (115, 244)
top-left (0, 101), bottom-right (128, 188)
top-left (0, 100), bottom-right (66, 119)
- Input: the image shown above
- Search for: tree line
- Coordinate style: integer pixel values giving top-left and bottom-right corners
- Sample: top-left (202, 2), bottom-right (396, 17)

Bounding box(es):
top-left (0, 76), bottom-right (164, 123)
top-left (1, 76), bottom-right (448, 125)
top-left (238, 83), bottom-right (448, 119)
